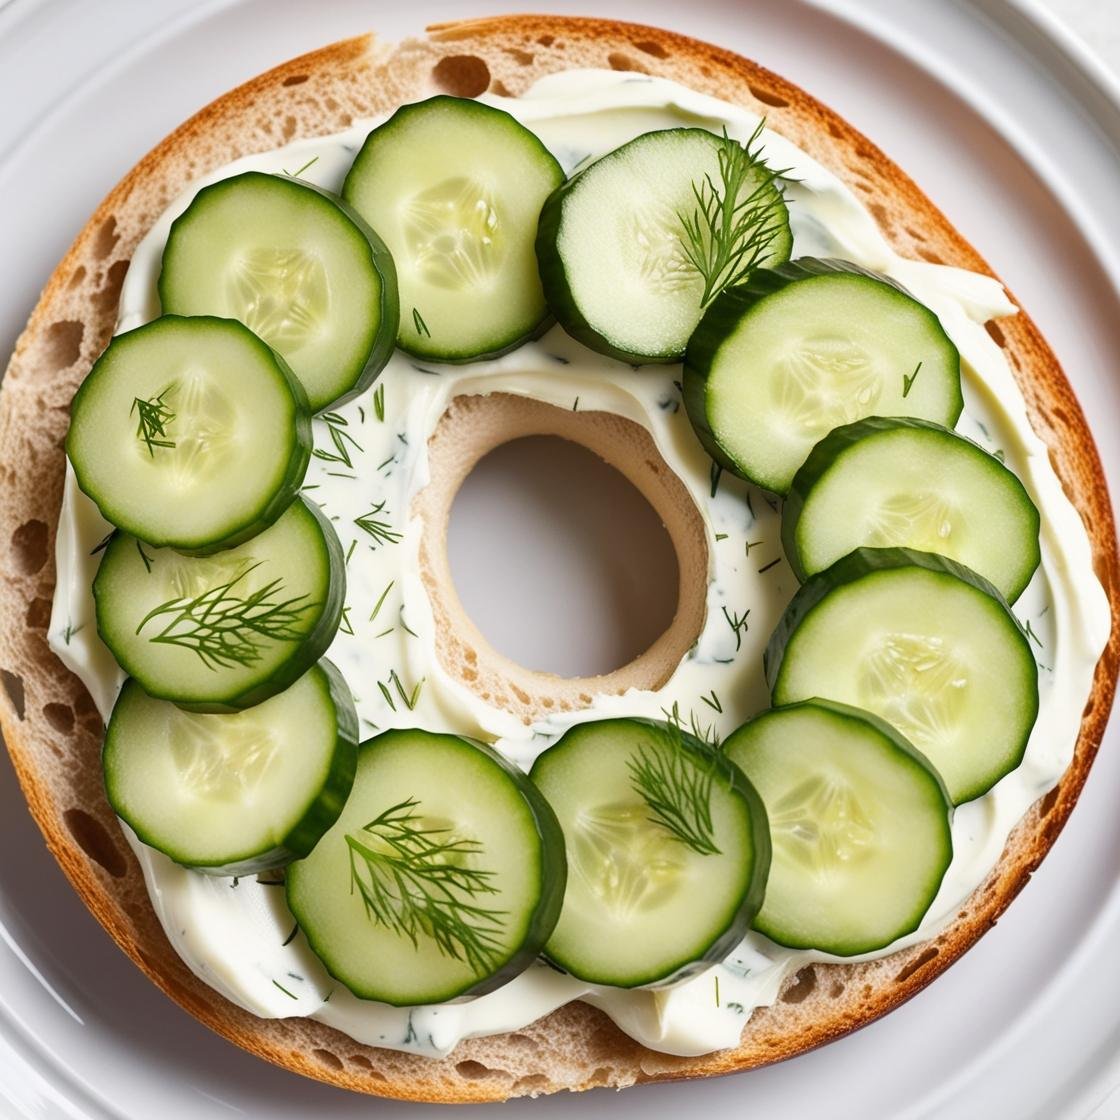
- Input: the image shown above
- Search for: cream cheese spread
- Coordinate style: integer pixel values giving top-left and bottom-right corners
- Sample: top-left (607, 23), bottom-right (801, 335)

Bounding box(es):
top-left (49, 70), bottom-right (1110, 1059)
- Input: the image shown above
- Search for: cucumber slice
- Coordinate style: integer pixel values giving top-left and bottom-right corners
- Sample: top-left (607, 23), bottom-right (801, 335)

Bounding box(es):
top-left (67, 316), bottom-right (311, 554)
top-left (529, 718), bottom-right (769, 988)
top-left (684, 259), bottom-right (963, 494)
top-left (537, 127), bottom-right (791, 363)
top-left (766, 548), bottom-right (1038, 804)
top-left (286, 729), bottom-right (566, 1005)
top-left (342, 96), bottom-right (563, 362)
top-left (723, 700), bottom-right (952, 956)
top-left (160, 172), bottom-right (398, 412)
top-left (784, 417), bottom-right (1041, 602)
top-left (93, 497), bottom-right (344, 713)
top-left (104, 661), bottom-right (358, 875)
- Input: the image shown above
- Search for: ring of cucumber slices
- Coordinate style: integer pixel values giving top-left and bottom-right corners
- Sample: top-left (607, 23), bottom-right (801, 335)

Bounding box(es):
top-left (61, 87), bottom-right (1051, 1034)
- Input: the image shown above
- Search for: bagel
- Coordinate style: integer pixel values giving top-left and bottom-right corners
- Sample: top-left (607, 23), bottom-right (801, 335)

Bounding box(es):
top-left (0, 15), bottom-right (1117, 1104)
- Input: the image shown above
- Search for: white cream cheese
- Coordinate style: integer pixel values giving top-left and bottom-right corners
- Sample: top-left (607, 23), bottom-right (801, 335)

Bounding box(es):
top-left (49, 70), bottom-right (1110, 1059)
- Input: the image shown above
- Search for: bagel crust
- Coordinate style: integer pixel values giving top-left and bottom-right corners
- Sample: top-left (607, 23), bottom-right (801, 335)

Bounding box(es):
top-left (0, 15), bottom-right (1117, 1103)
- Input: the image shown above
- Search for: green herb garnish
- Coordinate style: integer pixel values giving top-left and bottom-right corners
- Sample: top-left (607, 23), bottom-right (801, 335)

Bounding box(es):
top-left (354, 501), bottom-right (403, 548)
top-left (131, 385), bottom-right (176, 457)
top-left (346, 798), bottom-right (506, 974)
top-left (677, 124), bottom-right (789, 308)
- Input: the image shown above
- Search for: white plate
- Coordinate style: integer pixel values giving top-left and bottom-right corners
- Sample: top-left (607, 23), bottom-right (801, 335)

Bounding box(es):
top-left (1, 1), bottom-right (1118, 1116)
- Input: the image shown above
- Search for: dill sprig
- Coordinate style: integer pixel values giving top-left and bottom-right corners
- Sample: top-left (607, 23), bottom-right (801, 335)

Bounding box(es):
top-left (372, 383), bottom-right (386, 422)
top-left (629, 724), bottom-right (721, 856)
top-left (137, 563), bottom-right (316, 669)
top-left (313, 412), bottom-right (362, 469)
top-left (722, 606), bottom-right (750, 652)
top-left (677, 124), bottom-right (790, 308)
top-left (131, 385), bottom-right (176, 457)
top-left (354, 501), bottom-right (403, 547)
top-left (346, 798), bottom-right (506, 975)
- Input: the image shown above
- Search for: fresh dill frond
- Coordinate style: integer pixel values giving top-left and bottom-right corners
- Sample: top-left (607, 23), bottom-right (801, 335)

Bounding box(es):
top-left (369, 580), bottom-right (395, 622)
top-left (902, 361), bottom-right (923, 398)
top-left (722, 606), bottom-right (750, 652)
top-left (312, 412), bottom-right (363, 469)
top-left (354, 501), bottom-right (403, 547)
top-left (412, 307), bottom-right (431, 338)
top-left (373, 382), bottom-right (386, 422)
top-left (131, 385), bottom-right (177, 457)
top-left (628, 725), bottom-right (721, 856)
top-left (346, 798), bottom-right (507, 975)
top-left (677, 123), bottom-right (790, 308)
top-left (137, 563), bottom-right (316, 669)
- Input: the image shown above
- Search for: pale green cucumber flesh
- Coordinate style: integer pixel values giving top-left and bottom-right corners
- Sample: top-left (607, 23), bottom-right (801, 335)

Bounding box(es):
top-left (537, 127), bottom-right (791, 363)
top-left (723, 699), bottom-right (952, 955)
top-left (66, 316), bottom-right (311, 553)
top-left (684, 260), bottom-right (963, 494)
top-left (766, 548), bottom-right (1038, 805)
top-left (94, 496), bottom-right (344, 712)
top-left (104, 661), bottom-right (358, 874)
top-left (286, 729), bottom-right (566, 1005)
top-left (159, 172), bottom-right (398, 412)
top-left (529, 718), bottom-right (770, 988)
top-left (784, 417), bottom-right (1040, 601)
top-left (342, 96), bottom-right (563, 362)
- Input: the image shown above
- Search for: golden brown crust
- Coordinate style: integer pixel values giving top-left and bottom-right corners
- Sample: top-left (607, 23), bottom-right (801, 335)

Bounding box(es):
top-left (0, 14), bottom-right (1116, 1103)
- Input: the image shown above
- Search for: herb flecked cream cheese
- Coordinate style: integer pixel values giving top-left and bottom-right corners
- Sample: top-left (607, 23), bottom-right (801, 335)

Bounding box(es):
top-left (50, 71), bottom-right (1109, 1058)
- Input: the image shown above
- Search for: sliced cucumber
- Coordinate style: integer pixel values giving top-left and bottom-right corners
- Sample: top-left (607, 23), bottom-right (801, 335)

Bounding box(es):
top-left (104, 661), bottom-right (358, 875)
top-left (67, 316), bottom-right (311, 554)
top-left (160, 172), bottom-right (398, 412)
top-left (529, 718), bottom-right (769, 988)
top-left (766, 548), bottom-right (1038, 804)
top-left (93, 497), bottom-right (343, 713)
top-left (287, 729), bottom-right (566, 1005)
top-left (342, 96), bottom-right (563, 362)
top-left (537, 127), bottom-right (791, 363)
top-left (784, 417), bottom-right (1040, 602)
top-left (723, 700), bottom-right (952, 956)
top-left (684, 259), bottom-right (963, 494)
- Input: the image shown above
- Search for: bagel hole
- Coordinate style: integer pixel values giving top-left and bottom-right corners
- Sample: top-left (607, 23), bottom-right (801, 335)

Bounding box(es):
top-left (448, 436), bottom-right (679, 678)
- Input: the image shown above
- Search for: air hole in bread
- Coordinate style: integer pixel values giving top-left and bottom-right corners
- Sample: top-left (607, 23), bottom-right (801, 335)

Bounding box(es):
top-left (868, 202), bottom-right (892, 232)
top-left (63, 808), bottom-right (127, 877)
top-left (42, 702), bottom-right (74, 734)
top-left (827, 120), bottom-right (844, 139)
top-left (905, 225), bottom-right (927, 243)
top-left (12, 519), bottom-right (49, 575)
top-left (282, 115), bottom-right (297, 142)
top-left (918, 248), bottom-right (945, 265)
top-left (312, 1048), bottom-right (343, 1071)
top-left (68, 266), bottom-right (86, 290)
top-left (633, 39), bottom-right (669, 59)
top-left (25, 597), bottom-right (51, 630)
top-left (748, 84), bottom-right (789, 108)
top-left (507, 1032), bottom-right (539, 1051)
top-left (432, 55), bottom-right (491, 98)
top-left (514, 1074), bottom-right (551, 1094)
top-left (985, 321), bottom-right (1007, 348)
top-left (456, 1059), bottom-right (508, 1080)
top-left (0, 670), bottom-right (24, 720)
top-left (607, 53), bottom-right (647, 74)
top-left (781, 966), bottom-right (817, 1003)
top-left (282, 73), bottom-right (309, 86)
top-left (490, 80), bottom-right (513, 97)
top-left (43, 320), bottom-right (84, 371)
top-left (830, 982), bottom-right (844, 998)
top-left (505, 47), bottom-right (534, 66)
top-left (894, 945), bottom-right (939, 983)
top-left (95, 261), bottom-right (130, 315)
top-left (586, 1067), bottom-right (614, 1088)
top-left (93, 216), bottom-right (119, 261)
top-left (537, 34), bottom-right (555, 47)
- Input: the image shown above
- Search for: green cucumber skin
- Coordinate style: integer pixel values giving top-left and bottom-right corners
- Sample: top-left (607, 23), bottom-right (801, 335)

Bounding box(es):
top-left (159, 173), bottom-right (400, 414)
top-left (67, 315), bottom-right (313, 556)
top-left (763, 546), bottom-right (1039, 803)
top-left (535, 128), bottom-right (793, 367)
top-left (683, 259), bottom-right (965, 494)
top-left (93, 496), bottom-right (346, 714)
top-left (532, 717), bottom-right (771, 988)
top-left (343, 96), bottom-right (563, 365)
top-left (723, 698), bottom-right (953, 956)
top-left (288, 729), bottom-right (568, 1005)
top-left (782, 416), bottom-right (1042, 595)
top-left (104, 660), bottom-right (359, 876)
